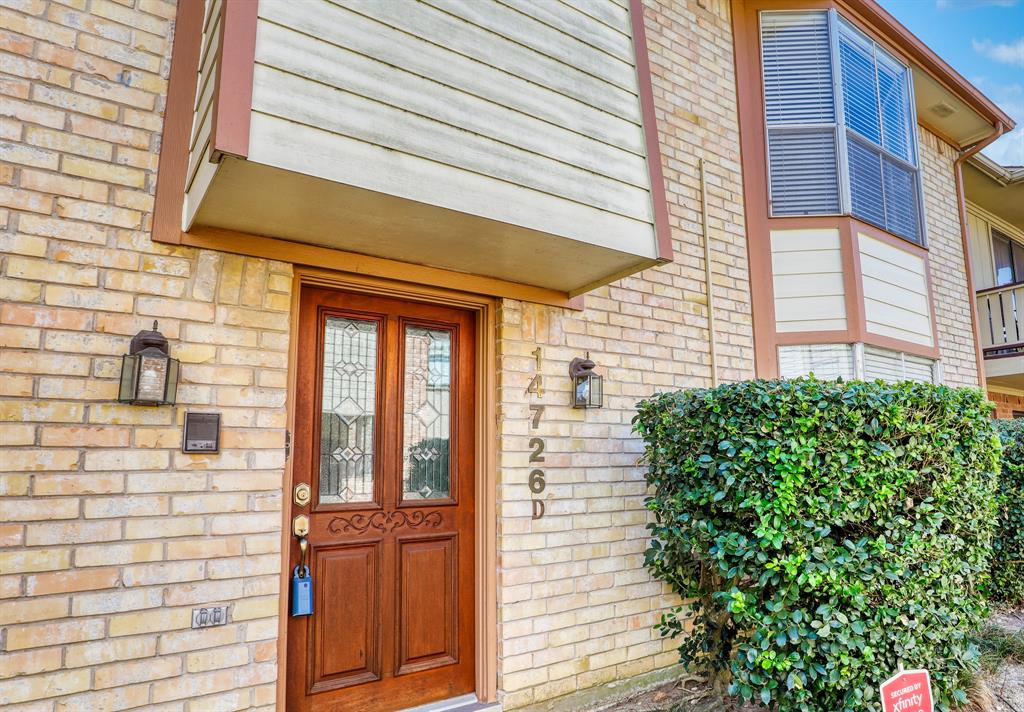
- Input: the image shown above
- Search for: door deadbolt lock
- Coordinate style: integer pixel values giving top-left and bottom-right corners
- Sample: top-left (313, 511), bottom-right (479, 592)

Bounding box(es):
top-left (293, 482), bottom-right (311, 507)
top-left (293, 514), bottom-right (310, 538)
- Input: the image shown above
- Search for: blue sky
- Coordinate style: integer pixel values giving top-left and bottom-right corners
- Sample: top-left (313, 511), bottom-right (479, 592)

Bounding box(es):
top-left (879, 0), bottom-right (1024, 165)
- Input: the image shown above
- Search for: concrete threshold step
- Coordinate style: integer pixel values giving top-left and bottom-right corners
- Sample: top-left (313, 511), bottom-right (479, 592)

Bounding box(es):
top-left (399, 693), bottom-right (502, 712)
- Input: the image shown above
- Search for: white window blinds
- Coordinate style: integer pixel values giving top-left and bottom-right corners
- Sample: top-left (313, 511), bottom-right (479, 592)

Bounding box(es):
top-left (778, 343), bottom-right (854, 380)
top-left (761, 12), bottom-right (840, 216)
top-left (862, 345), bottom-right (935, 383)
top-left (838, 19), bottom-right (921, 243)
top-left (759, 11), bottom-right (924, 244)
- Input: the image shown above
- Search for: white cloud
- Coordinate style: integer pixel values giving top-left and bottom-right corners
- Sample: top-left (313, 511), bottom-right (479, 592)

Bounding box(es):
top-left (972, 79), bottom-right (1024, 164)
top-left (972, 37), bottom-right (1024, 67)
top-left (938, 0), bottom-right (1018, 8)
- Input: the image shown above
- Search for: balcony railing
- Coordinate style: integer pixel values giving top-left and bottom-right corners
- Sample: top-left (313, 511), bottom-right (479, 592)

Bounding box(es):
top-left (978, 282), bottom-right (1024, 358)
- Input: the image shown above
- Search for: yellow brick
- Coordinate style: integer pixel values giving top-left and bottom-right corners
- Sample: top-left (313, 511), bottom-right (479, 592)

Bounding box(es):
top-left (18, 214), bottom-right (108, 244)
top-left (62, 155), bottom-right (145, 187)
top-left (6, 619), bottom-right (105, 650)
top-left (88, 403), bottom-right (173, 425)
top-left (109, 607), bottom-right (191, 636)
top-left (25, 520), bottom-right (121, 547)
top-left (0, 9), bottom-right (77, 45)
top-left (174, 343), bottom-right (217, 364)
top-left (65, 636), bottom-right (156, 668)
top-left (151, 668), bottom-right (236, 703)
top-left (84, 449), bottom-right (169, 471)
top-left (167, 537), bottom-right (243, 560)
top-left (138, 296), bottom-right (215, 322)
top-left (2, 449), bottom-right (79, 472)
top-left (53, 683), bottom-right (151, 712)
top-left (76, 541), bottom-right (162, 567)
top-left (186, 644), bottom-right (249, 673)
top-left (0, 352), bottom-right (91, 376)
top-left (0, 668), bottom-right (90, 704)
top-left (24, 124), bottom-right (113, 160)
top-left (74, 74), bottom-right (156, 111)
top-left (83, 495), bottom-right (168, 519)
top-left (25, 569), bottom-right (118, 594)
top-left (0, 595), bottom-right (68, 625)
top-left (0, 547), bottom-right (72, 573)
top-left (0, 423), bottom-right (35, 445)
top-left (0, 184), bottom-right (52, 213)
top-left (40, 425), bottom-right (129, 447)
top-left (231, 596), bottom-right (278, 621)
top-left (105, 270), bottom-right (186, 296)
top-left (132, 427), bottom-right (182, 448)
top-left (125, 515), bottom-right (204, 539)
top-left (33, 472), bottom-right (124, 495)
top-left (33, 84), bottom-right (118, 120)
top-left (0, 139), bottom-right (59, 169)
top-left (20, 167), bottom-right (109, 202)
top-left (0, 473), bottom-right (30, 496)
top-left (0, 648), bottom-right (63, 680)
top-left (0, 233), bottom-right (48, 257)
top-left (0, 325), bottom-right (40, 348)
top-left (56, 197), bottom-right (141, 229)
top-left (8, 256), bottom-right (97, 286)
top-left (38, 377), bottom-right (119, 400)
top-left (0, 277), bottom-right (43, 301)
top-left (45, 285), bottom-right (133, 312)
top-left (0, 374), bottom-right (34, 396)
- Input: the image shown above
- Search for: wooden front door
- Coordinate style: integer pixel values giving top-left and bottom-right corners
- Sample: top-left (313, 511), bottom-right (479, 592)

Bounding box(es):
top-left (287, 286), bottom-right (476, 712)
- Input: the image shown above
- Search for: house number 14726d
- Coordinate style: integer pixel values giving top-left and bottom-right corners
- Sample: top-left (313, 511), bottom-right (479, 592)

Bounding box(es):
top-left (528, 347), bottom-right (546, 520)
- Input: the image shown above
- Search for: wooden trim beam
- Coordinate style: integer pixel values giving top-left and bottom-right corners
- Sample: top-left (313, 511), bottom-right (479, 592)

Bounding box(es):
top-left (629, 0), bottom-right (675, 264)
top-left (210, 0), bottom-right (257, 160)
top-left (151, 0), bottom-right (204, 245)
top-left (181, 226), bottom-right (579, 310)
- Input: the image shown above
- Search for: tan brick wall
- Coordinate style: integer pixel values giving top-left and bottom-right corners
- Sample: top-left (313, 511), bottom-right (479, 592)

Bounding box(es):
top-left (919, 127), bottom-right (980, 388)
top-left (493, 0), bottom-right (755, 707)
top-left (0, 0), bottom-right (287, 709)
top-left (988, 389), bottom-right (1024, 419)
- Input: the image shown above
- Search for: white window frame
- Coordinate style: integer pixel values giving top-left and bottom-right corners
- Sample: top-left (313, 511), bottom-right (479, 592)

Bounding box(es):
top-left (759, 9), bottom-right (929, 247)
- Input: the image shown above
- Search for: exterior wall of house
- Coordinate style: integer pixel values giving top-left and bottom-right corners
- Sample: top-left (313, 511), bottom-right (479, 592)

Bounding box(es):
top-left (492, 2), bottom-right (757, 698)
top-left (0, 0), bottom-right (990, 710)
top-left (0, 0), bottom-right (753, 709)
top-left (0, 1), bottom-right (288, 709)
top-left (918, 127), bottom-right (980, 388)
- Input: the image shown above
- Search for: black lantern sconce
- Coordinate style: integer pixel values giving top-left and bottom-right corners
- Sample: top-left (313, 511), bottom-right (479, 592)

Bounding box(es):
top-left (118, 321), bottom-right (179, 406)
top-left (569, 354), bottom-right (603, 409)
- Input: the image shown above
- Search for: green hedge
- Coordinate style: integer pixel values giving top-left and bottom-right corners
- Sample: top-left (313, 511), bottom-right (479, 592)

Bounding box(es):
top-left (992, 419), bottom-right (1024, 604)
top-left (634, 378), bottom-right (999, 712)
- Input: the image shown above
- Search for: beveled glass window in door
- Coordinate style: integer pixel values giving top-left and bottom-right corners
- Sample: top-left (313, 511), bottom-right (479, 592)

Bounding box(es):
top-left (319, 316), bottom-right (378, 505)
top-left (402, 326), bottom-right (452, 500)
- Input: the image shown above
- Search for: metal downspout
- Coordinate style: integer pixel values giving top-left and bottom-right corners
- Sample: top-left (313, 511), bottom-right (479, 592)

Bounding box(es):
top-left (953, 121), bottom-right (1006, 391)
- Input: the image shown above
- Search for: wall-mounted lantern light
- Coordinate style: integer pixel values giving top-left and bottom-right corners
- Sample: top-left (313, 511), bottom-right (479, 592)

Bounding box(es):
top-left (118, 321), bottom-right (179, 406)
top-left (569, 354), bottom-right (603, 409)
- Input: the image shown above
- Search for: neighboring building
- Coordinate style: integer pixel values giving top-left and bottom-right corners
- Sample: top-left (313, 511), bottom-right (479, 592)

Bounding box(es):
top-left (0, 1), bottom-right (1013, 711)
top-left (962, 154), bottom-right (1024, 418)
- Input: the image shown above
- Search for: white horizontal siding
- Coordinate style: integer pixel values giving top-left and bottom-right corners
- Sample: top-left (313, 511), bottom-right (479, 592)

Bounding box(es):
top-left (183, 0), bottom-right (222, 229)
top-left (771, 229), bottom-right (847, 333)
top-left (859, 233), bottom-right (933, 346)
top-left (244, 0), bottom-right (657, 255)
top-left (247, 113), bottom-right (656, 256)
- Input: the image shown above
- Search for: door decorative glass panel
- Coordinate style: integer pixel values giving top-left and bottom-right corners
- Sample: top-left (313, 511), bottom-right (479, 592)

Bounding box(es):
top-left (402, 326), bottom-right (452, 500)
top-left (319, 316), bottom-right (378, 504)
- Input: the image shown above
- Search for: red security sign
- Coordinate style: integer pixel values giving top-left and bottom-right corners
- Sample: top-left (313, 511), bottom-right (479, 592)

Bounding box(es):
top-left (880, 669), bottom-right (933, 712)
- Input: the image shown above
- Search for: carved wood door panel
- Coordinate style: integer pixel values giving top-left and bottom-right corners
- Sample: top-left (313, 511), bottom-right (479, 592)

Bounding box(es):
top-left (287, 287), bottom-right (475, 712)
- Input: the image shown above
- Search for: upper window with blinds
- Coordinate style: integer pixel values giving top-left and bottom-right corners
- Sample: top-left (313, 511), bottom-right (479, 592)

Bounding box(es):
top-left (760, 11), bottom-right (924, 245)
